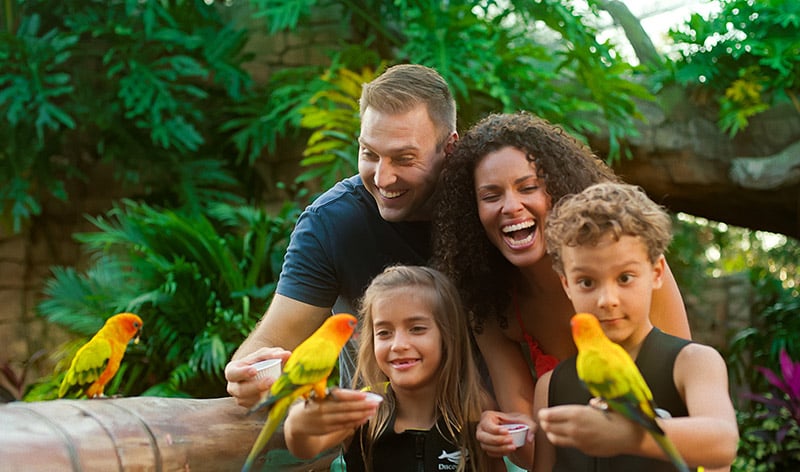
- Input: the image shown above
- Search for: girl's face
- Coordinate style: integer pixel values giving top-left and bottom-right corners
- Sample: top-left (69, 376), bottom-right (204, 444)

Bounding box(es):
top-left (372, 287), bottom-right (443, 394)
top-left (474, 146), bottom-right (552, 268)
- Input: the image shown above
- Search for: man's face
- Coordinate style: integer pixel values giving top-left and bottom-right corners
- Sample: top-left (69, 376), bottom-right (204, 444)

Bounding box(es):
top-left (357, 104), bottom-right (454, 222)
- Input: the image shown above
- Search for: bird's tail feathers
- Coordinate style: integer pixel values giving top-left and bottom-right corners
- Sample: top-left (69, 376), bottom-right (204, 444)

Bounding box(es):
top-left (242, 397), bottom-right (292, 471)
top-left (242, 386), bottom-right (314, 471)
top-left (653, 431), bottom-right (690, 472)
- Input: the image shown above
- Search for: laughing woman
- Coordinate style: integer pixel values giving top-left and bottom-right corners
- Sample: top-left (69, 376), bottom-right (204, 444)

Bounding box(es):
top-left (432, 112), bottom-right (691, 468)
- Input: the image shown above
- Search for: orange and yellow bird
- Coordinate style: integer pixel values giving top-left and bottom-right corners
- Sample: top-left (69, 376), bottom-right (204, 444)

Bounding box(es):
top-left (571, 313), bottom-right (689, 472)
top-left (58, 312), bottom-right (143, 399)
top-left (242, 313), bottom-right (358, 472)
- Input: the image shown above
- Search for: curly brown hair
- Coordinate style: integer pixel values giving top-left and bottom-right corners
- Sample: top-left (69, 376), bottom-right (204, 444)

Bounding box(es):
top-left (431, 112), bottom-right (619, 331)
top-left (545, 182), bottom-right (673, 276)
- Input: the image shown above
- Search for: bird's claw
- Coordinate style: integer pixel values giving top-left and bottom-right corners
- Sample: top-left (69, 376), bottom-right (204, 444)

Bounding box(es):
top-left (589, 397), bottom-right (609, 412)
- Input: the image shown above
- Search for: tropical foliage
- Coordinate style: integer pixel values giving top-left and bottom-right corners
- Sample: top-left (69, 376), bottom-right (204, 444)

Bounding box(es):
top-left (669, 213), bottom-right (800, 470)
top-left (31, 199), bottom-right (299, 398)
top-left (2, 0), bottom-right (656, 234)
top-left (734, 349), bottom-right (800, 471)
top-left (667, 0), bottom-right (800, 136)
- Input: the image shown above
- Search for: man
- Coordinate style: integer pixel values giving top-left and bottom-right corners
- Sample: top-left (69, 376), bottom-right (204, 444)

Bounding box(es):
top-left (225, 64), bottom-right (458, 408)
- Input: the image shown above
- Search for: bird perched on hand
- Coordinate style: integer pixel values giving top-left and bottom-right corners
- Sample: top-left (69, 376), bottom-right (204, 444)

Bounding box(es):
top-left (58, 312), bottom-right (143, 399)
top-left (242, 313), bottom-right (358, 472)
top-left (571, 313), bottom-right (689, 472)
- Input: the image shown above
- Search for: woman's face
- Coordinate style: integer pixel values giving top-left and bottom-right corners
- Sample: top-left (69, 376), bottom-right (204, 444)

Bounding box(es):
top-left (474, 146), bottom-right (552, 268)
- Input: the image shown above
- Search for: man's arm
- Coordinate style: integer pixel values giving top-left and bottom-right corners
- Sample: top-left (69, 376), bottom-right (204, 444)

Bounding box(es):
top-left (225, 294), bottom-right (332, 408)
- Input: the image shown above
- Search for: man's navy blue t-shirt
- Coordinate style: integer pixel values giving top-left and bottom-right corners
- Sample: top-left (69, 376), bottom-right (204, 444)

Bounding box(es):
top-left (276, 174), bottom-right (432, 312)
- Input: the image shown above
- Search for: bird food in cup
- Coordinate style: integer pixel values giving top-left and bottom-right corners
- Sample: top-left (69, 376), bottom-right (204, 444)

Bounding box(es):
top-left (503, 423), bottom-right (529, 448)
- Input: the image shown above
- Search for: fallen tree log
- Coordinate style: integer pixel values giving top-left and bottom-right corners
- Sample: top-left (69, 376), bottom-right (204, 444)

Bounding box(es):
top-left (0, 396), bottom-right (336, 471)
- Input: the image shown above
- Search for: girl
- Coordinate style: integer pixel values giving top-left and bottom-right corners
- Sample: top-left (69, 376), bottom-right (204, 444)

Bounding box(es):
top-left (283, 265), bottom-right (505, 471)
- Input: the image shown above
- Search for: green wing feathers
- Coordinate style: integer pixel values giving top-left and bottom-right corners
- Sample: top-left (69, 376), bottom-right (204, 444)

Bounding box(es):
top-left (58, 338), bottom-right (111, 398)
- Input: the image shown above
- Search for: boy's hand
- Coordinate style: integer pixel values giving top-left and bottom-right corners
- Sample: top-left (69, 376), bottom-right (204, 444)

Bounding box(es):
top-left (537, 404), bottom-right (645, 457)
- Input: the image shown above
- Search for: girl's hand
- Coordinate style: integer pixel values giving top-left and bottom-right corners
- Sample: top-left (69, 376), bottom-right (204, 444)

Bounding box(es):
top-left (287, 388), bottom-right (381, 437)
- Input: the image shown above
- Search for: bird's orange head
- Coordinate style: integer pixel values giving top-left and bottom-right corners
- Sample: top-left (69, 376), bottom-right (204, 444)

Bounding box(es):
top-left (324, 313), bottom-right (358, 347)
top-left (106, 312), bottom-right (144, 343)
top-left (570, 313), bottom-right (604, 348)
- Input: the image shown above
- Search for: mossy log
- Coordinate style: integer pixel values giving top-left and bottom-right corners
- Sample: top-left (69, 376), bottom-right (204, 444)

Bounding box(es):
top-left (0, 396), bottom-right (336, 471)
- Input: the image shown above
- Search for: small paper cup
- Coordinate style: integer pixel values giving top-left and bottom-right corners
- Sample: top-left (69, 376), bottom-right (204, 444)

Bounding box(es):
top-left (252, 358), bottom-right (282, 380)
top-left (503, 423), bottom-right (529, 448)
top-left (363, 392), bottom-right (384, 403)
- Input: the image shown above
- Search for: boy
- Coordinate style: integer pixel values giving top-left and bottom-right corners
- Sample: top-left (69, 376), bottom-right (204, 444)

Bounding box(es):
top-left (534, 182), bottom-right (738, 471)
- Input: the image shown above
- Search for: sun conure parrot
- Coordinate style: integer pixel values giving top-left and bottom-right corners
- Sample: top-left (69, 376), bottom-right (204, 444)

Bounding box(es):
top-left (58, 312), bottom-right (143, 399)
top-left (242, 313), bottom-right (358, 472)
top-left (570, 313), bottom-right (690, 472)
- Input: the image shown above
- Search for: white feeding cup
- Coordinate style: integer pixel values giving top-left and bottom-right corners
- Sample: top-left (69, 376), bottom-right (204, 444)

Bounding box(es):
top-left (503, 423), bottom-right (530, 448)
top-left (252, 358), bottom-right (282, 381)
top-left (363, 392), bottom-right (384, 403)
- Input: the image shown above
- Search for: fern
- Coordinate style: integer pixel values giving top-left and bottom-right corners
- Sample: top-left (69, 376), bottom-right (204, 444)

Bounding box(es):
top-left (33, 200), bottom-right (298, 398)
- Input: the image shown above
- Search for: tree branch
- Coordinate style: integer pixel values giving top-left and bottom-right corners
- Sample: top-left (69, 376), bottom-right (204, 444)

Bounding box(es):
top-left (730, 140), bottom-right (800, 190)
top-left (595, 0), bottom-right (663, 68)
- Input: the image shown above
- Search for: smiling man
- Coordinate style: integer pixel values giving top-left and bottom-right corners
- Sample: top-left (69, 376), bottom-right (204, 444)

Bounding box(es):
top-left (225, 64), bottom-right (458, 409)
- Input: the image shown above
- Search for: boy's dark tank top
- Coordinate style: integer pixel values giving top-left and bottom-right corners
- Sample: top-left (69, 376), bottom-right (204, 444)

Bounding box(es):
top-left (548, 327), bottom-right (695, 472)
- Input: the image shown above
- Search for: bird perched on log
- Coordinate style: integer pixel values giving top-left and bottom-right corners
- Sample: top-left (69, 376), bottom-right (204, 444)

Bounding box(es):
top-left (58, 312), bottom-right (143, 399)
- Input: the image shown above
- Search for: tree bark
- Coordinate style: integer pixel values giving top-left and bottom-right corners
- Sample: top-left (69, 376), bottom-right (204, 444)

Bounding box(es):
top-left (0, 397), bottom-right (336, 471)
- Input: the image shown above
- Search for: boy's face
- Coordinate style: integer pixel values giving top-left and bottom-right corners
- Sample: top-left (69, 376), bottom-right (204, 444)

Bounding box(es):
top-left (559, 234), bottom-right (665, 352)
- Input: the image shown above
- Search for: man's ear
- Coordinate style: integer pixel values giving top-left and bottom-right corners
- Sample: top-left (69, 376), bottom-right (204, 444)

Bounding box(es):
top-left (652, 254), bottom-right (666, 289)
top-left (444, 132), bottom-right (458, 155)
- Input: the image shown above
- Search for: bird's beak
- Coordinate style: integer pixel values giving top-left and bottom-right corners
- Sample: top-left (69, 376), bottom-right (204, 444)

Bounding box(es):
top-left (133, 329), bottom-right (141, 345)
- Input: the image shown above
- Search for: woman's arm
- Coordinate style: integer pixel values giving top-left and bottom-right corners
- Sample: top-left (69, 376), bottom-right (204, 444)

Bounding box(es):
top-left (474, 317), bottom-right (536, 414)
top-left (650, 261), bottom-right (691, 339)
top-left (531, 371), bottom-right (554, 472)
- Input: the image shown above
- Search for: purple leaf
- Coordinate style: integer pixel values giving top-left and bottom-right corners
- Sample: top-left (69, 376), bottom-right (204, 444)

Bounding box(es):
top-left (779, 349), bottom-right (800, 400)
top-left (758, 366), bottom-right (791, 396)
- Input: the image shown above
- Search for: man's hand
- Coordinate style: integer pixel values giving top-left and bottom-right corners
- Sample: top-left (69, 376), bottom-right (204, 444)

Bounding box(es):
top-left (225, 347), bottom-right (291, 408)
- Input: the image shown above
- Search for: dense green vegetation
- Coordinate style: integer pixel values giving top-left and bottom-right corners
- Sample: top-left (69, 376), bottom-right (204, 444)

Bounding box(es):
top-left (2, 0), bottom-right (799, 468)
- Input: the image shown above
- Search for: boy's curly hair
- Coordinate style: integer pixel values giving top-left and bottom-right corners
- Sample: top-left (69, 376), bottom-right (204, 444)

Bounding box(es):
top-left (432, 112), bottom-right (619, 331)
top-left (545, 182), bottom-right (673, 276)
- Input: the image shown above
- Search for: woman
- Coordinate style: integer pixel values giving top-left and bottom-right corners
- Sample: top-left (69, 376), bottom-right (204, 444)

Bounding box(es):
top-left (432, 112), bottom-right (690, 464)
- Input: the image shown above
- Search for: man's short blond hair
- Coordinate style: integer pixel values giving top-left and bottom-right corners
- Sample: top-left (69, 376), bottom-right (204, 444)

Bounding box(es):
top-left (359, 64), bottom-right (456, 149)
